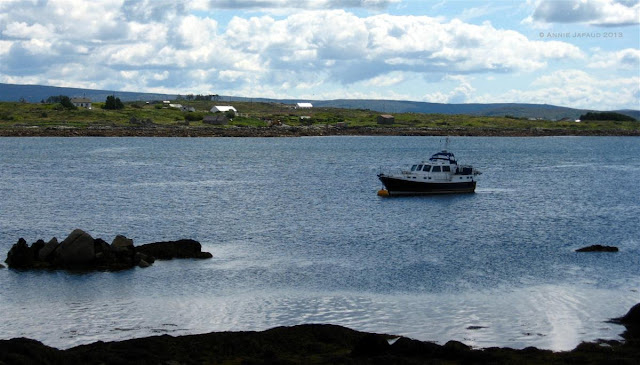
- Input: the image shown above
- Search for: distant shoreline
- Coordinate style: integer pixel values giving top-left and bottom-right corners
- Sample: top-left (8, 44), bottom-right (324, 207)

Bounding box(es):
top-left (1, 125), bottom-right (639, 137)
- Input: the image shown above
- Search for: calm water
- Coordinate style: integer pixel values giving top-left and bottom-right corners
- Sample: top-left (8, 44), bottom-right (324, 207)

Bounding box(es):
top-left (0, 136), bottom-right (638, 351)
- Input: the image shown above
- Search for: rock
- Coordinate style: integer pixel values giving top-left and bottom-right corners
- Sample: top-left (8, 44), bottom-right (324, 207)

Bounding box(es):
top-left (136, 239), bottom-right (212, 260)
top-left (0, 263), bottom-right (5, 269)
top-left (5, 230), bottom-right (209, 272)
top-left (138, 259), bottom-right (151, 268)
top-left (351, 333), bottom-right (390, 357)
top-left (134, 252), bottom-right (154, 265)
top-left (612, 303), bottom-right (640, 327)
top-left (3, 321), bottom-right (640, 364)
top-left (31, 239), bottom-right (45, 259)
top-left (38, 237), bottom-right (59, 262)
top-left (93, 238), bottom-right (110, 255)
top-left (390, 337), bottom-right (440, 357)
top-left (111, 235), bottom-right (133, 252)
top-left (576, 245), bottom-right (619, 252)
top-left (5, 238), bottom-right (34, 269)
top-left (54, 229), bottom-right (96, 267)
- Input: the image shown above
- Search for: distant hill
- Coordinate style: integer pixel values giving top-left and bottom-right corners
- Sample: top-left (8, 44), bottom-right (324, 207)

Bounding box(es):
top-left (1, 83), bottom-right (637, 121)
top-left (0, 83), bottom-right (176, 104)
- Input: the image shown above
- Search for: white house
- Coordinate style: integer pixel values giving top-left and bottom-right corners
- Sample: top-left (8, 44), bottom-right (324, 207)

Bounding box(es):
top-left (71, 97), bottom-right (92, 109)
top-left (296, 102), bottom-right (313, 108)
top-left (210, 106), bottom-right (237, 114)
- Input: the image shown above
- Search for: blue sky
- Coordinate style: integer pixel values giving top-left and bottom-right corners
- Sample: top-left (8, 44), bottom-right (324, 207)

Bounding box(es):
top-left (0, 0), bottom-right (638, 110)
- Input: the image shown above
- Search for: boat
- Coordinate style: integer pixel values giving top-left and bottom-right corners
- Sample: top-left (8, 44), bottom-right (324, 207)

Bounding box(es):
top-left (377, 144), bottom-right (481, 196)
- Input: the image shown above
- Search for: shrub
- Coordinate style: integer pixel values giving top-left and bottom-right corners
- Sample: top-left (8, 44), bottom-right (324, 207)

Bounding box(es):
top-left (59, 96), bottom-right (77, 110)
top-left (579, 112), bottom-right (636, 122)
top-left (103, 95), bottom-right (124, 110)
top-left (185, 112), bottom-right (204, 121)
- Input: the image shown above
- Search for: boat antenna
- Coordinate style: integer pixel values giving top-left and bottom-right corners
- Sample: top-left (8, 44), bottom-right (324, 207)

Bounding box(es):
top-left (443, 136), bottom-right (450, 152)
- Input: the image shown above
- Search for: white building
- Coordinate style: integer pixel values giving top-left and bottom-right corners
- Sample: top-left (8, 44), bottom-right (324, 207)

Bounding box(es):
top-left (71, 97), bottom-right (92, 109)
top-left (296, 102), bottom-right (313, 108)
top-left (210, 106), bottom-right (237, 114)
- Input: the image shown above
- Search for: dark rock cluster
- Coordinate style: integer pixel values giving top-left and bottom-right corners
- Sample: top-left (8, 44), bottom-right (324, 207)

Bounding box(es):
top-left (2, 313), bottom-right (640, 365)
top-left (611, 303), bottom-right (640, 340)
top-left (575, 244), bottom-right (619, 252)
top-left (4, 229), bottom-right (212, 271)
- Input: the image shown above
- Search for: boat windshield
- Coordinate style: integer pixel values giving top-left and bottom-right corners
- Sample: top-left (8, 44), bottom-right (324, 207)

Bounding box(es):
top-left (430, 151), bottom-right (456, 163)
top-left (410, 165), bottom-right (418, 171)
top-left (422, 165), bottom-right (431, 172)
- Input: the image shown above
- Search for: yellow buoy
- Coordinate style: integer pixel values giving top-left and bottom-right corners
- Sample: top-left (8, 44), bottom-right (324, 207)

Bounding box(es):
top-left (377, 189), bottom-right (390, 197)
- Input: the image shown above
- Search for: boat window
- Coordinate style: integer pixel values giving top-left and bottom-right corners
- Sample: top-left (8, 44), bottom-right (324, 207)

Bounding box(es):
top-left (417, 165), bottom-right (423, 171)
top-left (443, 166), bottom-right (450, 172)
top-left (432, 166), bottom-right (441, 172)
top-left (422, 165), bottom-right (431, 172)
top-left (411, 165), bottom-right (417, 171)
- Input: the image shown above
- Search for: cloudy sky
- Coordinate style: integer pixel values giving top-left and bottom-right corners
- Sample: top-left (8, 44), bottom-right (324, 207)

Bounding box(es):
top-left (0, 0), bottom-right (638, 109)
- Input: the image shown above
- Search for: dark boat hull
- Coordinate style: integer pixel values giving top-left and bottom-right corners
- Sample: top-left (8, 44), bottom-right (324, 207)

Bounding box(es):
top-left (378, 175), bottom-right (476, 195)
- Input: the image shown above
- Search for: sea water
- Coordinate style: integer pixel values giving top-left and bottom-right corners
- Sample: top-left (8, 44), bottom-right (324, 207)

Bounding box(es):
top-left (0, 136), bottom-right (638, 350)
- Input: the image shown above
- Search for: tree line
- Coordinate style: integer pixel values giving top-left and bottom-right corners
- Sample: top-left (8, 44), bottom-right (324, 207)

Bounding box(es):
top-left (177, 94), bottom-right (220, 101)
top-left (44, 95), bottom-right (125, 110)
top-left (579, 112), bottom-right (636, 121)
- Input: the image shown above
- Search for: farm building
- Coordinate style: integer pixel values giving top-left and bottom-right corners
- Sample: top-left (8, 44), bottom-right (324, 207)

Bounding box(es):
top-left (377, 114), bottom-right (394, 125)
top-left (71, 98), bottom-right (92, 109)
top-left (210, 106), bottom-right (237, 114)
top-left (203, 115), bottom-right (229, 125)
top-left (296, 102), bottom-right (313, 108)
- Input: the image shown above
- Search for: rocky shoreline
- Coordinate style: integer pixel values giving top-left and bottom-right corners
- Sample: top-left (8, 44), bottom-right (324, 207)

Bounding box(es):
top-left (3, 232), bottom-right (639, 363)
top-left (0, 303), bottom-right (638, 364)
top-left (1, 125), bottom-right (639, 137)
top-left (4, 229), bottom-right (212, 271)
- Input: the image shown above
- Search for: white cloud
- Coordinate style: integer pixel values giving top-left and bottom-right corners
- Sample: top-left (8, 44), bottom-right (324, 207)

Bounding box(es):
top-left (3, 21), bottom-right (53, 39)
top-left (423, 75), bottom-right (476, 104)
top-left (364, 72), bottom-right (406, 87)
top-left (530, 0), bottom-right (640, 26)
top-left (588, 48), bottom-right (640, 70)
top-left (0, 1), bottom-right (636, 109)
top-left (481, 69), bottom-right (640, 109)
top-left (203, 0), bottom-right (399, 10)
top-left (175, 15), bottom-right (219, 48)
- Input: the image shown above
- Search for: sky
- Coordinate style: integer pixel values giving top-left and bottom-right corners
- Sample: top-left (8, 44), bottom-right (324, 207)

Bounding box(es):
top-left (0, 0), bottom-right (638, 110)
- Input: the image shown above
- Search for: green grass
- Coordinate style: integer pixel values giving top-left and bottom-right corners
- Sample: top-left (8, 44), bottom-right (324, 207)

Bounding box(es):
top-left (0, 101), bottom-right (638, 133)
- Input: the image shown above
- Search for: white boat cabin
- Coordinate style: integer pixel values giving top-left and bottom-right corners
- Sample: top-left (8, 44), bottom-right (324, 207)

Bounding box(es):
top-left (402, 151), bottom-right (477, 182)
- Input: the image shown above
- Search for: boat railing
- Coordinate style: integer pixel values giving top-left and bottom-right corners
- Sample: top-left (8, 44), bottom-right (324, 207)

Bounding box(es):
top-left (378, 166), bottom-right (405, 176)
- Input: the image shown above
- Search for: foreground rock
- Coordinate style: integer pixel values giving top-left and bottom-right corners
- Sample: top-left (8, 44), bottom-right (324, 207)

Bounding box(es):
top-left (611, 303), bottom-right (640, 340)
top-left (137, 239), bottom-right (213, 260)
top-left (4, 229), bottom-right (211, 271)
top-left (2, 302), bottom-right (640, 365)
top-left (576, 244), bottom-right (619, 252)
